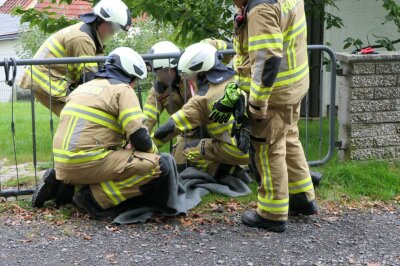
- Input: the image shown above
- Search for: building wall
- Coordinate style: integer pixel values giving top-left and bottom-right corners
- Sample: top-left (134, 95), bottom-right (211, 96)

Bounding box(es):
top-left (0, 39), bottom-right (25, 102)
top-left (321, 0), bottom-right (399, 116)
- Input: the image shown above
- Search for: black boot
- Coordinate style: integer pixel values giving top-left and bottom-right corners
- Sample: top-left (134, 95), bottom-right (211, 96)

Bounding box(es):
top-left (233, 166), bottom-right (252, 184)
top-left (241, 210), bottom-right (287, 232)
top-left (311, 171), bottom-right (323, 187)
top-left (32, 169), bottom-right (61, 208)
top-left (289, 192), bottom-right (319, 216)
top-left (55, 183), bottom-right (75, 207)
top-left (73, 186), bottom-right (108, 218)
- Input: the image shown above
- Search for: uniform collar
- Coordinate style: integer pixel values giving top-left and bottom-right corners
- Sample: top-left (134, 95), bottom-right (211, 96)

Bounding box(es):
top-left (205, 61), bottom-right (235, 84)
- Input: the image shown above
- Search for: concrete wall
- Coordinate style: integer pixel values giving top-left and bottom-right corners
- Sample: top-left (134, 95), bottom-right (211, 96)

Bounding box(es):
top-left (0, 39), bottom-right (25, 102)
top-left (337, 52), bottom-right (400, 160)
top-left (321, 0), bottom-right (399, 116)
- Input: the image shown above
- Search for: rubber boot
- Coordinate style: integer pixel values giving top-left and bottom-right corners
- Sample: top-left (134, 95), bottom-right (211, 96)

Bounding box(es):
top-left (32, 169), bottom-right (60, 208)
top-left (289, 192), bottom-right (319, 216)
top-left (241, 210), bottom-right (287, 232)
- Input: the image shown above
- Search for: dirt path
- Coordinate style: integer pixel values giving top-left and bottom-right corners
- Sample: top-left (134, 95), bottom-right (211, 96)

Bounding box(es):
top-left (0, 204), bottom-right (399, 266)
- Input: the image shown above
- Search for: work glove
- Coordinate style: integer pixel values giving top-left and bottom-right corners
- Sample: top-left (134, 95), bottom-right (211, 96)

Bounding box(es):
top-left (209, 82), bottom-right (240, 124)
top-left (231, 94), bottom-right (250, 154)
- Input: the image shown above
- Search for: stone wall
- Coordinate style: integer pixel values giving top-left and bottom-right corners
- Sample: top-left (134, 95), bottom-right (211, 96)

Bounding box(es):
top-left (337, 52), bottom-right (400, 160)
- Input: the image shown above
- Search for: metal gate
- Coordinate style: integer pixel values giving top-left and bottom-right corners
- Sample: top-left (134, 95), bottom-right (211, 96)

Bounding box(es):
top-left (0, 45), bottom-right (336, 198)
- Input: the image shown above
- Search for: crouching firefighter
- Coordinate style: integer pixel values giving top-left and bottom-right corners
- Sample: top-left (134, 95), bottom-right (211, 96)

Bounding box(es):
top-left (209, 0), bottom-right (319, 232)
top-left (32, 47), bottom-right (171, 218)
top-left (154, 43), bottom-right (251, 183)
top-left (19, 0), bottom-right (132, 116)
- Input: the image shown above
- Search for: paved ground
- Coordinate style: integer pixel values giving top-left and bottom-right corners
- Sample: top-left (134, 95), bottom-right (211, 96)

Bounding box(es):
top-left (0, 203), bottom-right (399, 266)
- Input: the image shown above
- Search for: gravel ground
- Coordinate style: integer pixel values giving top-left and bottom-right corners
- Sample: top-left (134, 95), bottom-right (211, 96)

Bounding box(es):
top-left (0, 206), bottom-right (399, 266)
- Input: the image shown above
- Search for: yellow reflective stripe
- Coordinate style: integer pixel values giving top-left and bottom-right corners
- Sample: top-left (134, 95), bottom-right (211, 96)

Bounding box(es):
top-left (250, 81), bottom-right (273, 100)
top-left (207, 119), bottom-right (233, 135)
top-left (46, 37), bottom-right (66, 58)
top-left (283, 16), bottom-right (307, 41)
top-left (53, 148), bottom-right (111, 164)
top-left (101, 182), bottom-right (126, 206)
top-left (248, 42), bottom-right (283, 52)
top-left (27, 67), bottom-right (67, 95)
top-left (275, 61), bottom-right (309, 87)
top-left (62, 117), bottom-right (78, 150)
top-left (249, 33), bottom-right (283, 43)
top-left (248, 33), bottom-right (283, 52)
top-left (117, 169), bottom-right (156, 189)
top-left (221, 143), bottom-right (249, 159)
top-left (289, 176), bottom-right (313, 193)
top-left (260, 144), bottom-right (273, 199)
top-left (171, 110), bottom-right (193, 131)
top-left (62, 104), bottom-right (122, 134)
top-left (118, 107), bottom-right (145, 130)
top-left (258, 195), bottom-right (289, 212)
top-left (236, 76), bottom-right (251, 92)
top-left (143, 103), bottom-right (158, 120)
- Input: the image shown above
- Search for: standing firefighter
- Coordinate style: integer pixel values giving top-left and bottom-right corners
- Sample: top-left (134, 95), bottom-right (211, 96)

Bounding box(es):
top-left (154, 43), bottom-right (251, 182)
top-left (210, 0), bottom-right (318, 232)
top-left (19, 0), bottom-right (132, 116)
top-left (33, 47), bottom-right (171, 218)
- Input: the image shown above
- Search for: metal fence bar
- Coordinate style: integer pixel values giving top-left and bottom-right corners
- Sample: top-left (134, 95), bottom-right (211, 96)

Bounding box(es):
top-left (0, 45), bottom-right (336, 198)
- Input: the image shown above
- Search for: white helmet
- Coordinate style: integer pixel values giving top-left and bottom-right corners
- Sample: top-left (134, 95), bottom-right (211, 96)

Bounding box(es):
top-left (106, 47), bottom-right (147, 80)
top-left (178, 43), bottom-right (218, 74)
top-left (93, 0), bottom-right (132, 32)
top-left (149, 41), bottom-right (181, 70)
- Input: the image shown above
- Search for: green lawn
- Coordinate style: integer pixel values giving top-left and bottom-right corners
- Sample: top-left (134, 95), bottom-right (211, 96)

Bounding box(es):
top-left (1, 99), bottom-right (399, 202)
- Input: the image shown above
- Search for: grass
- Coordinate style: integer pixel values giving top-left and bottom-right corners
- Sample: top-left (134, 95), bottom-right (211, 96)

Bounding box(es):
top-left (1, 99), bottom-right (399, 205)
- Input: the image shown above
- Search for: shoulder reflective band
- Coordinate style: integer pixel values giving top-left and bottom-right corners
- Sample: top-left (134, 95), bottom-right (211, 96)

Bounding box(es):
top-left (62, 103), bottom-right (123, 133)
top-left (53, 148), bottom-right (111, 164)
top-left (171, 110), bottom-right (193, 131)
top-left (118, 107), bottom-right (146, 130)
top-left (46, 37), bottom-right (66, 58)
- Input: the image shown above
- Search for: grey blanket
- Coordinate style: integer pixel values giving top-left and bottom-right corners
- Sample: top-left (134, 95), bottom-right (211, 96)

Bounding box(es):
top-left (113, 153), bottom-right (251, 225)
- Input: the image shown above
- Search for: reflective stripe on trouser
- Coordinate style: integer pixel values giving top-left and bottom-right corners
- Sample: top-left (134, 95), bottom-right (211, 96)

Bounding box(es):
top-left (55, 149), bottom-right (161, 209)
top-left (183, 138), bottom-right (249, 177)
top-left (250, 101), bottom-right (315, 221)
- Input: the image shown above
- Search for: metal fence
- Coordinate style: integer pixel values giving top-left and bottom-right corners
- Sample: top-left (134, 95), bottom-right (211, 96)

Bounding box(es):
top-left (0, 45), bottom-right (336, 198)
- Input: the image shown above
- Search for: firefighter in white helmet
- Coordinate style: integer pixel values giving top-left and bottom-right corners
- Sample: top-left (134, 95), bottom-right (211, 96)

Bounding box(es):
top-left (32, 47), bottom-right (175, 218)
top-left (19, 0), bottom-right (132, 116)
top-left (154, 43), bottom-right (251, 182)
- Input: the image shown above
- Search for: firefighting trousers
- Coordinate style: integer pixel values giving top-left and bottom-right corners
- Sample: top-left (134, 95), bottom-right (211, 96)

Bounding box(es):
top-left (249, 101), bottom-right (315, 221)
top-left (55, 149), bottom-right (161, 209)
top-left (182, 138), bottom-right (249, 177)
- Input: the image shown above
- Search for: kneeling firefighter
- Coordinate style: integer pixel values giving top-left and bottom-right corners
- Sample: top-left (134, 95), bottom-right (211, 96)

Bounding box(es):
top-left (154, 43), bottom-right (251, 182)
top-left (32, 47), bottom-right (172, 218)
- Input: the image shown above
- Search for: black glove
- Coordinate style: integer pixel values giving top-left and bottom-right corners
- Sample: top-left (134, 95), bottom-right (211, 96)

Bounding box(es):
top-left (231, 94), bottom-right (250, 154)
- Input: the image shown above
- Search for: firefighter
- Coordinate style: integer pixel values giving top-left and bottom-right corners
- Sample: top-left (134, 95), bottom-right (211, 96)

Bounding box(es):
top-left (154, 43), bottom-right (251, 182)
top-left (143, 39), bottom-right (235, 172)
top-left (209, 0), bottom-right (318, 232)
top-left (32, 47), bottom-right (171, 218)
top-left (19, 0), bottom-right (132, 116)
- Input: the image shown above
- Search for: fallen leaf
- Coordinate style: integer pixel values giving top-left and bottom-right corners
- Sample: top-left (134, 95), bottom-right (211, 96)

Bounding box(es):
top-left (20, 239), bottom-right (32, 243)
top-left (224, 217), bottom-right (235, 226)
top-left (322, 216), bottom-right (340, 222)
top-left (179, 218), bottom-right (193, 227)
top-left (367, 263), bottom-right (381, 266)
top-left (313, 223), bottom-right (322, 228)
top-left (47, 236), bottom-right (59, 241)
top-left (106, 226), bottom-right (119, 232)
top-left (226, 201), bottom-right (240, 212)
top-left (105, 253), bottom-right (115, 261)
